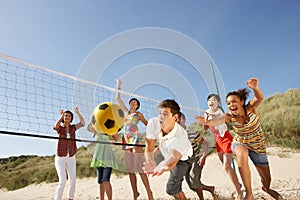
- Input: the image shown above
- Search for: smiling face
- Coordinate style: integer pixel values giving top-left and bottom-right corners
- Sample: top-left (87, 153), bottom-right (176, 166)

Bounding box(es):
top-left (158, 107), bottom-right (178, 134)
top-left (207, 96), bottom-right (220, 112)
top-left (63, 112), bottom-right (73, 124)
top-left (226, 95), bottom-right (245, 116)
top-left (129, 98), bottom-right (140, 111)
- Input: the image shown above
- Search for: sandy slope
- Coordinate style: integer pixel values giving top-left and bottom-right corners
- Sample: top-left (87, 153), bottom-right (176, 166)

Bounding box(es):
top-left (1, 147), bottom-right (299, 200)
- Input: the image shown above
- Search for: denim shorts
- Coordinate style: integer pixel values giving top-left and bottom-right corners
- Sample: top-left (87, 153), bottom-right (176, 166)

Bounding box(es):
top-left (232, 142), bottom-right (269, 166)
top-left (96, 167), bottom-right (112, 184)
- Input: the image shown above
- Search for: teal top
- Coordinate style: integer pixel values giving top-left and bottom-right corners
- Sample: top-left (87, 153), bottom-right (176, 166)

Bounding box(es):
top-left (90, 133), bottom-right (119, 169)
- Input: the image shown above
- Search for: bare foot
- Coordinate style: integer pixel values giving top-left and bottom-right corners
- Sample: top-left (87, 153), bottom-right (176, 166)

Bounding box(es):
top-left (209, 186), bottom-right (217, 200)
top-left (236, 193), bottom-right (244, 200)
top-left (173, 191), bottom-right (187, 200)
top-left (200, 185), bottom-right (216, 200)
top-left (236, 184), bottom-right (244, 200)
top-left (147, 191), bottom-right (154, 200)
top-left (206, 186), bottom-right (218, 200)
top-left (262, 187), bottom-right (283, 200)
top-left (134, 192), bottom-right (140, 200)
top-left (244, 192), bottom-right (254, 200)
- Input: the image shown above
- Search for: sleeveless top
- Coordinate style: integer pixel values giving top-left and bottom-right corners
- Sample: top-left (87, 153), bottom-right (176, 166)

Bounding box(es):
top-left (122, 111), bottom-right (140, 149)
top-left (229, 108), bottom-right (266, 154)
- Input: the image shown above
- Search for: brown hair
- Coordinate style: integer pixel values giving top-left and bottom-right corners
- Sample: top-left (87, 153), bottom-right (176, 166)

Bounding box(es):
top-left (226, 88), bottom-right (250, 110)
top-left (158, 99), bottom-right (180, 116)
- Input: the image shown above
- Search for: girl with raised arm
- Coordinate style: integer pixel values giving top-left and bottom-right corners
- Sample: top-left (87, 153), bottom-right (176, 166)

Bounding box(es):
top-left (53, 107), bottom-right (85, 200)
top-left (196, 78), bottom-right (282, 200)
top-left (116, 79), bottom-right (153, 200)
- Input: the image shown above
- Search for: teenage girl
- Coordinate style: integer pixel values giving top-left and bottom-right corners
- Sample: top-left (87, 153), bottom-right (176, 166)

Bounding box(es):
top-left (197, 78), bottom-right (282, 200)
top-left (204, 94), bottom-right (243, 200)
top-left (116, 79), bottom-right (153, 200)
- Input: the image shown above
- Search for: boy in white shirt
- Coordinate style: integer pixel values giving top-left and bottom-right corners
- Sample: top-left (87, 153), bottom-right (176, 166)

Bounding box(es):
top-left (144, 99), bottom-right (193, 200)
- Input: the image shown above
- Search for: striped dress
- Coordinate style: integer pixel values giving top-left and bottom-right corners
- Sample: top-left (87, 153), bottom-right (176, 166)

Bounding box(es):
top-left (229, 109), bottom-right (266, 154)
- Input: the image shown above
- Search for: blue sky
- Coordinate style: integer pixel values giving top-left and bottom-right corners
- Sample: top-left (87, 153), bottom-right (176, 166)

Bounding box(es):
top-left (0, 0), bottom-right (299, 158)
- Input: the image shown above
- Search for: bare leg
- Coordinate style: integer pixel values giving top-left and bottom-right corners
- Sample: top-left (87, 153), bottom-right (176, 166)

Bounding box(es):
top-left (194, 187), bottom-right (204, 200)
top-left (134, 146), bottom-right (153, 200)
top-left (200, 184), bottom-right (216, 199)
top-left (255, 165), bottom-right (283, 200)
top-left (103, 181), bottom-right (113, 200)
top-left (139, 173), bottom-right (153, 200)
top-left (222, 153), bottom-right (243, 200)
top-left (173, 191), bottom-right (188, 200)
top-left (234, 145), bottom-right (254, 200)
top-left (125, 149), bottom-right (140, 200)
top-left (129, 173), bottom-right (140, 200)
top-left (99, 183), bottom-right (105, 200)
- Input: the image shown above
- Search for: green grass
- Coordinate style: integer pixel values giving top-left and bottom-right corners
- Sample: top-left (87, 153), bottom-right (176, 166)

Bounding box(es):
top-left (0, 145), bottom-right (127, 191)
top-left (0, 155), bottom-right (57, 190)
top-left (259, 88), bottom-right (300, 148)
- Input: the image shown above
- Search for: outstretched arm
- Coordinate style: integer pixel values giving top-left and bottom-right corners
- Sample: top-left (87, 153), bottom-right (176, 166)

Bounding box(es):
top-left (116, 79), bottom-right (128, 113)
top-left (151, 149), bottom-right (182, 176)
top-left (144, 138), bottom-right (157, 174)
top-left (247, 78), bottom-right (264, 113)
top-left (196, 113), bottom-right (227, 127)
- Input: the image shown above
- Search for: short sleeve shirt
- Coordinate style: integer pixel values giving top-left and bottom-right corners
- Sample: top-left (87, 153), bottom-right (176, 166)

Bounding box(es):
top-left (146, 117), bottom-right (161, 139)
top-left (146, 117), bottom-right (193, 161)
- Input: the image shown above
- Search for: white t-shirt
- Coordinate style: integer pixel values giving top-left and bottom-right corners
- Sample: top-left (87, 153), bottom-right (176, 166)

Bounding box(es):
top-left (146, 117), bottom-right (193, 161)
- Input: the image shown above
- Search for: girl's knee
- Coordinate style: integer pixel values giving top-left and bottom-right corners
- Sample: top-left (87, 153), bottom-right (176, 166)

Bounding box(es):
top-left (234, 146), bottom-right (248, 163)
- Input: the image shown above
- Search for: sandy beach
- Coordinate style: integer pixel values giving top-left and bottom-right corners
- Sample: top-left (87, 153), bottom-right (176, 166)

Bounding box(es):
top-left (1, 147), bottom-right (299, 200)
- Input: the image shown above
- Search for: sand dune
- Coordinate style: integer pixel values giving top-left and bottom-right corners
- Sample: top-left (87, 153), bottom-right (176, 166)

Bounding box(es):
top-left (1, 147), bottom-right (299, 200)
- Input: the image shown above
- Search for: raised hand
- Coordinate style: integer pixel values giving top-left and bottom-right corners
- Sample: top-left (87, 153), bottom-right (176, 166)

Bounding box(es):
top-left (74, 106), bottom-right (79, 114)
top-left (116, 78), bottom-right (122, 88)
top-left (246, 78), bottom-right (259, 89)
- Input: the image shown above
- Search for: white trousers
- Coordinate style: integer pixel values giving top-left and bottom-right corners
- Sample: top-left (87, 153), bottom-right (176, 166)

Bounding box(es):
top-left (55, 155), bottom-right (76, 200)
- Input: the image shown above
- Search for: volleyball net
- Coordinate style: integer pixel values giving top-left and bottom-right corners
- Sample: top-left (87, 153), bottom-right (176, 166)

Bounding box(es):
top-left (0, 53), bottom-right (214, 172)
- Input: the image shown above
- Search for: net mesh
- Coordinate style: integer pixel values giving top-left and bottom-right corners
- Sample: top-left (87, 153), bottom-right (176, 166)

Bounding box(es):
top-left (0, 53), bottom-right (214, 172)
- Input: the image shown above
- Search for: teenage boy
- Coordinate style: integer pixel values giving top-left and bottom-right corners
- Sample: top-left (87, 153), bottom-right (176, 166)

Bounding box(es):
top-left (144, 99), bottom-right (193, 200)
